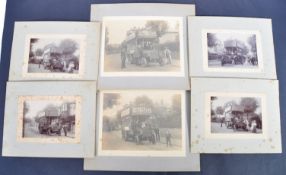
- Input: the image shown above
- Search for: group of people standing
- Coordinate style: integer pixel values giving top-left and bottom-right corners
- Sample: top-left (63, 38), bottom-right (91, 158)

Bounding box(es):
top-left (133, 120), bottom-right (173, 147)
top-left (221, 114), bottom-right (258, 133)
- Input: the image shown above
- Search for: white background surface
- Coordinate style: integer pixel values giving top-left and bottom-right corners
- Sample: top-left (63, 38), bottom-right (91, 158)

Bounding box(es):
top-left (0, 0), bottom-right (7, 59)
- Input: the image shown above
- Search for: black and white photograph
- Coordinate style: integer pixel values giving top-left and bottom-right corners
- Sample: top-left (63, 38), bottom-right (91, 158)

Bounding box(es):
top-left (19, 96), bottom-right (80, 142)
top-left (27, 37), bottom-right (82, 74)
top-left (101, 17), bottom-right (183, 75)
top-left (207, 31), bottom-right (260, 69)
top-left (98, 91), bottom-right (186, 156)
top-left (210, 96), bottom-right (262, 134)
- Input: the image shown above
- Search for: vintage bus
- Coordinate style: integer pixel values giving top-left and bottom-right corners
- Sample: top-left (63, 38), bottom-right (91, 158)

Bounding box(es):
top-left (120, 104), bottom-right (158, 144)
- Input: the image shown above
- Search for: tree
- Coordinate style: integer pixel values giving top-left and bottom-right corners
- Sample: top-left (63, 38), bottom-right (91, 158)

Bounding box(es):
top-left (134, 95), bottom-right (154, 107)
top-left (103, 93), bottom-right (121, 109)
top-left (105, 27), bottom-right (109, 46)
top-left (211, 96), bottom-right (217, 101)
top-left (210, 96), bottom-right (217, 111)
top-left (59, 39), bottom-right (78, 56)
top-left (248, 35), bottom-right (257, 53)
top-left (43, 104), bottom-right (58, 113)
top-left (239, 41), bottom-right (249, 55)
top-left (240, 97), bottom-right (258, 116)
top-left (23, 118), bottom-right (32, 124)
top-left (207, 33), bottom-right (218, 48)
top-left (211, 109), bottom-right (215, 116)
top-left (34, 116), bottom-right (40, 123)
top-left (23, 101), bottom-right (30, 137)
top-left (216, 106), bottom-right (224, 115)
top-left (29, 38), bottom-right (39, 58)
top-left (35, 48), bottom-right (43, 56)
top-left (30, 38), bottom-right (39, 44)
top-left (145, 20), bottom-right (169, 37)
top-left (23, 102), bottom-right (29, 115)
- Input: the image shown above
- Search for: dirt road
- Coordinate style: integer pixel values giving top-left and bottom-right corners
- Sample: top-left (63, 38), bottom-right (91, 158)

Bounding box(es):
top-left (211, 122), bottom-right (262, 134)
top-left (208, 60), bottom-right (258, 68)
top-left (23, 124), bottom-right (75, 138)
top-left (104, 53), bottom-right (181, 72)
top-left (102, 128), bottom-right (182, 151)
top-left (28, 63), bottom-right (79, 74)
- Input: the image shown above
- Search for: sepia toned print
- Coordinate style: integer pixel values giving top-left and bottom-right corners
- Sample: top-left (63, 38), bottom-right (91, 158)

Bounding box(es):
top-left (98, 91), bottom-right (186, 156)
top-left (17, 96), bottom-right (81, 143)
top-left (210, 95), bottom-right (263, 134)
top-left (101, 17), bottom-right (184, 76)
top-left (204, 30), bottom-right (263, 72)
top-left (23, 34), bottom-right (85, 78)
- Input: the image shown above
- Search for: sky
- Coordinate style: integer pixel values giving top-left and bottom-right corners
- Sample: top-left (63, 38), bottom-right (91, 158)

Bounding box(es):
top-left (105, 19), bottom-right (179, 45)
top-left (211, 96), bottom-right (262, 114)
top-left (31, 39), bottom-right (61, 52)
top-left (30, 38), bottom-right (80, 56)
top-left (211, 32), bottom-right (255, 51)
top-left (103, 91), bottom-right (178, 119)
top-left (24, 100), bottom-right (74, 119)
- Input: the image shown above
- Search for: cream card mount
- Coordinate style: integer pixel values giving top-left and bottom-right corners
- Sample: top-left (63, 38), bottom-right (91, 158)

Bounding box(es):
top-left (2, 81), bottom-right (97, 158)
top-left (90, 3), bottom-right (196, 90)
top-left (191, 78), bottom-right (281, 153)
top-left (90, 3), bottom-right (196, 21)
top-left (9, 22), bottom-right (101, 81)
top-left (188, 17), bottom-right (277, 79)
top-left (84, 90), bottom-right (200, 172)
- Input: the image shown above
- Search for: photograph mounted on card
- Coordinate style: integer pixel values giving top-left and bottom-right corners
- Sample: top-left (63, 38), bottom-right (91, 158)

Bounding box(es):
top-left (23, 34), bottom-right (85, 78)
top-left (203, 30), bottom-right (263, 73)
top-left (17, 96), bottom-right (81, 144)
top-left (191, 78), bottom-right (281, 153)
top-left (207, 93), bottom-right (266, 139)
top-left (2, 81), bottom-right (97, 158)
top-left (84, 89), bottom-right (200, 172)
top-left (9, 22), bottom-right (100, 81)
top-left (101, 16), bottom-right (185, 77)
top-left (98, 16), bottom-right (189, 89)
top-left (188, 17), bottom-right (277, 79)
top-left (97, 90), bottom-right (187, 157)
